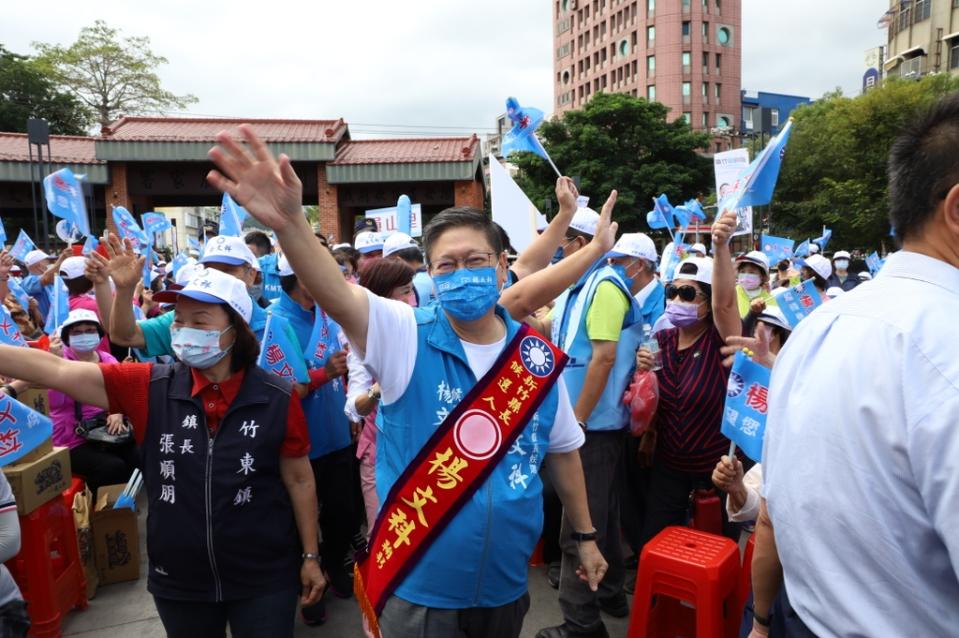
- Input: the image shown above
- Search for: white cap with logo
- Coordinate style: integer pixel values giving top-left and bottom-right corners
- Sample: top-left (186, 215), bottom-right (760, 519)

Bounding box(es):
top-left (355, 231), bottom-right (385, 254)
top-left (61, 309), bottom-right (101, 331)
top-left (154, 267), bottom-right (252, 323)
top-left (382, 232), bottom-right (419, 258)
top-left (689, 242), bottom-right (707, 256)
top-left (736, 250), bottom-right (770, 275)
top-left (569, 208), bottom-right (599, 237)
top-left (674, 257), bottom-right (714, 286)
top-left (803, 254), bottom-right (833, 280)
top-left (59, 256), bottom-right (87, 280)
top-left (24, 250), bottom-right (53, 268)
top-left (607, 233), bottom-right (657, 262)
top-left (201, 236), bottom-right (257, 268)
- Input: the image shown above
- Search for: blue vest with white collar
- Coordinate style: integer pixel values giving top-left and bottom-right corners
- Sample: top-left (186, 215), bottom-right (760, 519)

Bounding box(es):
top-left (552, 264), bottom-right (642, 431)
top-left (378, 304), bottom-right (560, 609)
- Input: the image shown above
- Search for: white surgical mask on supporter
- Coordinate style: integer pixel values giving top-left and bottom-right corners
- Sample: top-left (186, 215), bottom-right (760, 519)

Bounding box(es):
top-left (171, 325), bottom-right (234, 369)
top-left (69, 332), bottom-right (100, 353)
top-left (834, 259), bottom-right (849, 271)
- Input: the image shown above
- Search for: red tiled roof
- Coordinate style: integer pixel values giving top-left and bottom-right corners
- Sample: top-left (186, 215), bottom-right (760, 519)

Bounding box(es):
top-left (99, 116), bottom-right (348, 143)
top-left (330, 135), bottom-right (480, 165)
top-left (0, 133), bottom-right (102, 164)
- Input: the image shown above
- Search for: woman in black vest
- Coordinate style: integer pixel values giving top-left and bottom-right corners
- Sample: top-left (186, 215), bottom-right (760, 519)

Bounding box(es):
top-left (0, 266), bottom-right (325, 638)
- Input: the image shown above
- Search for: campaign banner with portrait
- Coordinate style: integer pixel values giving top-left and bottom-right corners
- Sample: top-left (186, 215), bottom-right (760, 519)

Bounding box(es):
top-left (714, 148), bottom-right (753, 238)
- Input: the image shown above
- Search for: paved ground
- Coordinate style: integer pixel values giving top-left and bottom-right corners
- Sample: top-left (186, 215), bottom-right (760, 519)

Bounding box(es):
top-left (60, 505), bottom-right (631, 637)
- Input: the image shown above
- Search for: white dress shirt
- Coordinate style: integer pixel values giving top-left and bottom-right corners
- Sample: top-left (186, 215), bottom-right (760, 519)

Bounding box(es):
top-left (763, 251), bottom-right (959, 637)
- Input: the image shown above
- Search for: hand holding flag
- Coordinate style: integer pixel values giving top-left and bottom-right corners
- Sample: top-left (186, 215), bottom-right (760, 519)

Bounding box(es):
top-left (10, 231), bottom-right (37, 262)
top-left (721, 349), bottom-right (773, 462)
top-left (258, 313), bottom-right (310, 383)
top-left (43, 168), bottom-right (90, 238)
top-left (719, 119), bottom-right (794, 214)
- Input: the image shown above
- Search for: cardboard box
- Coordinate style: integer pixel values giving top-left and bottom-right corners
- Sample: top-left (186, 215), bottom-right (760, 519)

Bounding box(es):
top-left (11, 438), bottom-right (53, 467)
top-left (17, 389), bottom-right (50, 417)
top-left (92, 484), bottom-right (140, 585)
top-left (2, 445), bottom-right (70, 515)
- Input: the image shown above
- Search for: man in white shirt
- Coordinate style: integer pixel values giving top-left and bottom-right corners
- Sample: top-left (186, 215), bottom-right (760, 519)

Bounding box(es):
top-left (758, 92), bottom-right (959, 636)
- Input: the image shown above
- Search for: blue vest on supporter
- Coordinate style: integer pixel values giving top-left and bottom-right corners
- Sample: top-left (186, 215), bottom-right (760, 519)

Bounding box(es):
top-left (552, 264), bottom-right (642, 431)
top-left (249, 301), bottom-right (267, 342)
top-left (639, 279), bottom-right (666, 328)
top-left (267, 292), bottom-right (351, 458)
top-left (20, 274), bottom-right (52, 318)
top-left (378, 304), bottom-right (559, 609)
top-left (259, 254), bottom-right (282, 302)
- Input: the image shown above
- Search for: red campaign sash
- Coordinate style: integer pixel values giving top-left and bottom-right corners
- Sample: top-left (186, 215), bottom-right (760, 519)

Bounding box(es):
top-left (354, 323), bottom-right (567, 637)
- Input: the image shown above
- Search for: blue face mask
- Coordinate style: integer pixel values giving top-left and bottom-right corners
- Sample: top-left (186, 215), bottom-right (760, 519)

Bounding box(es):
top-left (550, 246), bottom-right (565, 265)
top-left (432, 267), bottom-right (500, 322)
top-left (610, 264), bottom-right (634, 291)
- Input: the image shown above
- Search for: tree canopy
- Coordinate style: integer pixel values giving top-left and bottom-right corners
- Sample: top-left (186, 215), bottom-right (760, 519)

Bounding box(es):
top-left (771, 74), bottom-right (959, 251)
top-left (511, 92), bottom-right (713, 232)
top-left (0, 44), bottom-right (91, 135)
top-left (33, 20), bottom-right (197, 130)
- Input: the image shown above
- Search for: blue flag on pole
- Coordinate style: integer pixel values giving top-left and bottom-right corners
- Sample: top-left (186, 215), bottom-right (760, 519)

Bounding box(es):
top-left (721, 351), bottom-right (772, 462)
top-left (777, 279), bottom-right (824, 329)
top-left (43, 168), bottom-right (90, 238)
top-left (672, 203), bottom-right (692, 229)
top-left (187, 236), bottom-right (201, 254)
top-left (0, 393), bottom-right (54, 467)
top-left (793, 239), bottom-right (811, 258)
top-left (10, 230), bottom-right (37, 262)
top-left (866, 251), bottom-right (881, 275)
top-left (647, 194), bottom-right (675, 230)
top-left (501, 97), bottom-right (548, 160)
top-left (759, 234), bottom-right (795, 263)
top-left (141, 245), bottom-right (153, 287)
top-left (141, 212), bottom-right (172, 236)
top-left (258, 313), bottom-right (309, 384)
top-left (43, 276), bottom-right (69, 336)
top-left (813, 228), bottom-right (832, 251)
top-left (720, 119), bottom-right (794, 212)
top-left (219, 193), bottom-right (248, 237)
top-left (0, 305), bottom-right (27, 348)
top-left (684, 199), bottom-right (706, 221)
top-left (112, 207), bottom-right (150, 246)
top-left (81, 235), bottom-right (99, 256)
top-left (396, 195), bottom-right (412, 236)
top-left (170, 252), bottom-right (190, 276)
top-left (6, 279), bottom-right (30, 316)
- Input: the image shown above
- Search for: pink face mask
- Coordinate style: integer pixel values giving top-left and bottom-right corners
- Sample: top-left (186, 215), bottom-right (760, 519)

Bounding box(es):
top-left (404, 291), bottom-right (418, 308)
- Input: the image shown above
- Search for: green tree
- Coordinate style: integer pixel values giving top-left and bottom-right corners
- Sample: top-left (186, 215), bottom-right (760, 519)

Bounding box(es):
top-left (33, 20), bottom-right (197, 130)
top-left (772, 74), bottom-right (959, 251)
top-left (0, 44), bottom-right (91, 135)
top-left (511, 92), bottom-right (713, 233)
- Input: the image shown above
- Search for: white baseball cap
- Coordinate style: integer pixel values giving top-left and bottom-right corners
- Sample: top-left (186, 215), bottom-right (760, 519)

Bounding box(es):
top-left (61, 309), bottom-right (101, 331)
top-left (569, 208), bottom-right (599, 236)
top-left (756, 306), bottom-right (791, 333)
top-left (24, 250), bottom-right (53, 268)
top-left (201, 236), bottom-right (257, 268)
top-left (174, 262), bottom-right (201, 286)
top-left (355, 231), bottom-right (385, 254)
top-left (803, 254), bottom-right (833, 280)
top-left (825, 286), bottom-right (844, 299)
top-left (331, 243), bottom-right (351, 252)
top-left (382, 232), bottom-right (419, 258)
top-left (278, 255), bottom-right (294, 277)
top-left (736, 250), bottom-right (770, 275)
top-left (808, 243), bottom-right (821, 254)
top-left (608, 233), bottom-right (657, 262)
top-left (154, 267), bottom-right (252, 323)
top-left (689, 242), bottom-right (707, 256)
top-left (674, 257), bottom-right (714, 286)
top-left (60, 256), bottom-right (87, 280)
top-left (832, 250), bottom-right (851, 261)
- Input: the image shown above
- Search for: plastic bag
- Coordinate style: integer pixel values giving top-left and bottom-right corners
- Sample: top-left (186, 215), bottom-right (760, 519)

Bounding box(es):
top-left (622, 369), bottom-right (659, 437)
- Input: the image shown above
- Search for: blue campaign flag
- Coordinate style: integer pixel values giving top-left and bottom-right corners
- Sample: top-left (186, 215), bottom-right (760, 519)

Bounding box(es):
top-left (813, 228), bottom-right (832, 251)
top-left (0, 393), bottom-right (54, 467)
top-left (0, 218), bottom-right (6, 244)
top-left (501, 96), bottom-right (548, 160)
top-left (141, 244), bottom-right (153, 287)
top-left (866, 251), bottom-right (881, 276)
top-left (673, 203), bottom-right (692, 229)
top-left (43, 168), bottom-right (90, 238)
top-left (219, 193), bottom-right (248, 237)
top-left (304, 307), bottom-right (342, 368)
top-left (777, 279), bottom-right (824, 329)
top-left (170, 252), bottom-right (190, 276)
top-left (187, 236), bottom-right (201, 254)
top-left (647, 194), bottom-right (675, 230)
top-left (141, 212), bottom-right (172, 236)
top-left (793, 239), bottom-right (811, 258)
top-left (760, 234), bottom-right (795, 263)
top-left (43, 276), bottom-right (69, 336)
top-left (0, 305), bottom-right (28, 348)
top-left (10, 230), bottom-right (37, 262)
top-left (396, 195), bottom-right (412, 236)
top-left (721, 351), bottom-right (772, 462)
top-left (684, 198), bottom-right (706, 221)
top-left (112, 206), bottom-right (149, 246)
top-left (81, 235), bottom-right (99, 256)
top-left (258, 313), bottom-right (309, 384)
top-left (6, 279), bottom-right (30, 316)
top-left (721, 119), bottom-right (794, 212)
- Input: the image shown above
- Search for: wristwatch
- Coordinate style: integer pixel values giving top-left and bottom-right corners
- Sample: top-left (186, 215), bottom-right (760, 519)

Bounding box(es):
top-left (368, 386), bottom-right (381, 401)
top-left (570, 529), bottom-right (598, 542)
top-left (754, 611), bottom-right (772, 627)
top-left (302, 552), bottom-right (320, 562)
top-left (577, 420), bottom-right (588, 433)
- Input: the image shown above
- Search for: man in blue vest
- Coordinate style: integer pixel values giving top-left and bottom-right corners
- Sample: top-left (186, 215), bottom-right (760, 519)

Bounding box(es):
top-left (540, 207), bottom-right (643, 638)
top-left (607, 232), bottom-right (665, 329)
top-left (205, 124), bottom-right (607, 638)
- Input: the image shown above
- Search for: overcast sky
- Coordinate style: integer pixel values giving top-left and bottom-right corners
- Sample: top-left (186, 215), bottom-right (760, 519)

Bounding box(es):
top-left (2, 0), bottom-right (887, 137)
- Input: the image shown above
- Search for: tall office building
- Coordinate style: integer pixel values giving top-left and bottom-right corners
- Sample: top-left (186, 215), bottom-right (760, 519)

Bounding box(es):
top-left (553, 0), bottom-right (742, 140)
top-left (883, 0), bottom-right (959, 78)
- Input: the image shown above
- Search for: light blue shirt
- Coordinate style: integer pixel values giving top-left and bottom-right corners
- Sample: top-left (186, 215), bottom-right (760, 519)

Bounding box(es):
top-left (763, 251), bottom-right (959, 637)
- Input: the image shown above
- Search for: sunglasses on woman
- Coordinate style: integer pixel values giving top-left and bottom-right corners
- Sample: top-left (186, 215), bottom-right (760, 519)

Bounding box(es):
top-left (665, 284), bottom-right (703, 302)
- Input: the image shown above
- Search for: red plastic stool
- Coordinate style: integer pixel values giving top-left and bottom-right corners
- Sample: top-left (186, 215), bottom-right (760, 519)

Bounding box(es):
top-left (628, 526), bottom-right (740, 638)
top-left (62, 476), bottom-right (86, 510)
top-left (6, 498), bottom-right (87, 637)
top-left (738, 534), bottom-right (756, 611)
